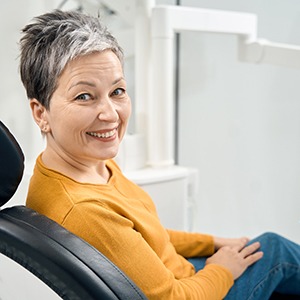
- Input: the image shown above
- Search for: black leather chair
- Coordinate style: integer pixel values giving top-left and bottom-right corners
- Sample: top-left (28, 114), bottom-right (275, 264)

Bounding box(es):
top-left (0, 121), bottom-right (147, 300)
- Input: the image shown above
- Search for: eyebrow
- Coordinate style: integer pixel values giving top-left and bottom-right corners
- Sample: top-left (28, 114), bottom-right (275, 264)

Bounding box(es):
top-left (68, 81), bottom-right (96, 91)
top-left (112, 77), bottom-right (125, 85)
top-left (68, 77), bottom-right (125, 91)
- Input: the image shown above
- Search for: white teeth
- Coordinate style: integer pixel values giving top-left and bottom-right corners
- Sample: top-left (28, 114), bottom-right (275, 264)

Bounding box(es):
top-left (87, 129), bottom-right (116, 138)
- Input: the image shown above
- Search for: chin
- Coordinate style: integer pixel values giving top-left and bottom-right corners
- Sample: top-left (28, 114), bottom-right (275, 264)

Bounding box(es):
top-left (99, 149), bottom-right (119, 161)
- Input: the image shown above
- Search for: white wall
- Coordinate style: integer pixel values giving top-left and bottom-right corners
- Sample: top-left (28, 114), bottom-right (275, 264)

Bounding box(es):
top-left (176, 0), bottom-right (300, 243)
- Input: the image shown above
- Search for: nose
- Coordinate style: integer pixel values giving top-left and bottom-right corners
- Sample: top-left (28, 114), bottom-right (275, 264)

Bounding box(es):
top-left (97, 98), bottom-right (119, 122)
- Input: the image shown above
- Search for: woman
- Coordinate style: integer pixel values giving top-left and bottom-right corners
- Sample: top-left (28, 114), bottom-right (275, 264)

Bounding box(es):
top-left (20, 10), bottom-right (300, 299)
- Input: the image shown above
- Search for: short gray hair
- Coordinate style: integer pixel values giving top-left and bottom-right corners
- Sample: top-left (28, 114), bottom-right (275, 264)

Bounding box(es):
top-left (20, 10), bottom-right (123, 109)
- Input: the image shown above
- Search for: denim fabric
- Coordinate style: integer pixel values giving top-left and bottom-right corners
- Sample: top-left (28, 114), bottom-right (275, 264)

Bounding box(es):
top-left (188, 232), bottom-right (300, 299)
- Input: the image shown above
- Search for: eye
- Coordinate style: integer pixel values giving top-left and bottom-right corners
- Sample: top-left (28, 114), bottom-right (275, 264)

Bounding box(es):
top-left (111, 88), bottom-right (125, 96)
top-left (75, 93), bottom-right (92, 101)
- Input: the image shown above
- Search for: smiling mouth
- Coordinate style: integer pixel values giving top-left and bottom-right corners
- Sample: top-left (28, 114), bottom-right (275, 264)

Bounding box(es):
top-left (86, 128), bottom-right (117, 138)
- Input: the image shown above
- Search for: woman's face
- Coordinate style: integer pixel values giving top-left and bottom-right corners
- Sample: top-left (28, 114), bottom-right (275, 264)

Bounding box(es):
top-left (43, 50), bottom-right (131, 164)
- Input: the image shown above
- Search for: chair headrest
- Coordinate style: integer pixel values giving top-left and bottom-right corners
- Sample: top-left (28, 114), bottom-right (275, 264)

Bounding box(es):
top-left (0, 121), bottom-right (24, 206)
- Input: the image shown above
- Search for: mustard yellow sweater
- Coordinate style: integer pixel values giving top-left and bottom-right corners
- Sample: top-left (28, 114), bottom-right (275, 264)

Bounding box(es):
top-left (26, 155), bottom-right (233, 299)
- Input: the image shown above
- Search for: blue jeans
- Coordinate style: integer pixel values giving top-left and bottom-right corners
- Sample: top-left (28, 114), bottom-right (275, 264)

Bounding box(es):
top-left (188, 232), bottom-right (300, 299)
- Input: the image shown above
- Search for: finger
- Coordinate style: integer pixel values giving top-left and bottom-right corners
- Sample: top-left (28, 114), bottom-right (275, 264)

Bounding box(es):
top-left (244, 250), bottom-right (264, 266)
top-left (240, 242), bottom-right (261, 257)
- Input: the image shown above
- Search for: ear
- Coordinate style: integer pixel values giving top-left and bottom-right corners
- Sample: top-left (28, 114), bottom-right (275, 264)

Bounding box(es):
top-left (30, 99), bottom-right (49, 133)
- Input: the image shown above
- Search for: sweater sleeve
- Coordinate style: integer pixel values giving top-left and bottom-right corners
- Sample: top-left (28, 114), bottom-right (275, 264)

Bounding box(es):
top-left (167, 229), bottom-right (215, 258)
top-left (62, 202), bottom-right (234, 300)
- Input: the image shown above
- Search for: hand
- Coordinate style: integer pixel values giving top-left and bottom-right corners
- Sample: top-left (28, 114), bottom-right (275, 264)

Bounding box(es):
top-left (213, 236), bottom-right (250, 251)
top-left (206, 240), bottom-right (263, 280)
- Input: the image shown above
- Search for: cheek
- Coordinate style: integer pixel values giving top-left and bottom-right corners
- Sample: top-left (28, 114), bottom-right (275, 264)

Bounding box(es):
top-left (118, 103), bottom-right (131, 137)
top-left (122, 100), bottom-right (131, 123)
top-left (48, 106), bottom-right (88, 134)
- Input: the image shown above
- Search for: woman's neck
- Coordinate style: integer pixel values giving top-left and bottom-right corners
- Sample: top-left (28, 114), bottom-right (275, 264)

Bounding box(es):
top-left (41, 147), bottom-right (111, 184)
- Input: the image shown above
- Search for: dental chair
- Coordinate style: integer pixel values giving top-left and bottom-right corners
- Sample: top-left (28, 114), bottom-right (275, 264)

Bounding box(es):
top-left (0, 120), bottom-right (147, 300)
